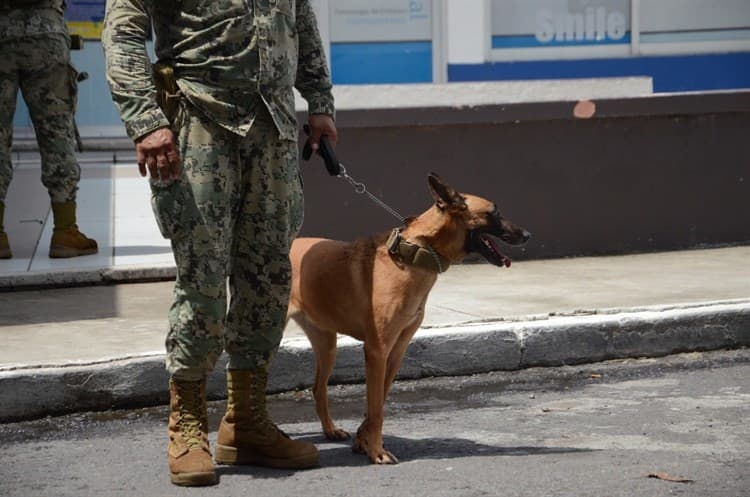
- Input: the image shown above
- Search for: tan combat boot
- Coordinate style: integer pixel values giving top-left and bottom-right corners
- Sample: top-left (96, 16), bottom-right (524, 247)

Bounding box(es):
top-left (168, 379), bottom-right (217, 486)
top-left (215, 369), bottom-right (319, 469)
top-left (0, 202), bottom-right (10, 259)
top-left (49, 201), bottom-right (98, 258)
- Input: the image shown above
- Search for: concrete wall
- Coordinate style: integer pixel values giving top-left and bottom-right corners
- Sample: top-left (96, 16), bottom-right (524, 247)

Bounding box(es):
top-left (11, 80), bottom-right (749, 260)
top-left (296, 89), bottom-right (750, 260)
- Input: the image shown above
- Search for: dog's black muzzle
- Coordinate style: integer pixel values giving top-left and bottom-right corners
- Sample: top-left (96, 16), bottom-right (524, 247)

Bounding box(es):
top-left (466, 208), bottom-right (530, 268)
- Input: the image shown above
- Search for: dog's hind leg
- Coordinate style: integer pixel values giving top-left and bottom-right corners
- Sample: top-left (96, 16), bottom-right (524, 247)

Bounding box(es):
top-left (299, 319), bottom-right (350, 441)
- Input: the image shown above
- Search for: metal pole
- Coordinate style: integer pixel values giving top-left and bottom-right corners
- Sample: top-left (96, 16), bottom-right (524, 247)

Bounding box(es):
top-left (631, 0), bottom-right (641, 56)
top-left (432, 0), bottom-right (448, 83)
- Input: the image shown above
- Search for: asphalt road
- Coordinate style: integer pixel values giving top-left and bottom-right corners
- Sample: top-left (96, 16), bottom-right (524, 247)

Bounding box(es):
top-left (2, 350), bottom-right (749, 497)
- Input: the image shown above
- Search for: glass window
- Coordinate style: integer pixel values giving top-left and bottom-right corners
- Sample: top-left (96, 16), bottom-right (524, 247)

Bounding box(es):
top-left (329, 0), bottom-right (432, 42)
top-left (327, 0), bottom-right (435, 84)
top-left (639, 0), bottom-right (750, 55)
top-left (491, 0), bottom-right (631, 60)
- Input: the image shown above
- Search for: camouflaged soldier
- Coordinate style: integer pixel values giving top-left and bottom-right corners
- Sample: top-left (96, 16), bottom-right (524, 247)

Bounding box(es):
top-left (103, 0), bottom-right (337, 487)
top-left (0, 0), bottom-right (98, 259)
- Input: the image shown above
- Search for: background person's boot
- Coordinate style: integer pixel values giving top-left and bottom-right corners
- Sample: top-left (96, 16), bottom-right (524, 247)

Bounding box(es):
top-left (0, 202), bottom-right (10, 259)
top-left (49, 201), bottom-right (98, 258)
top-left (168, 379), bottom-right (217, 486)
top-left (215, 369), bottom-right (319, 469)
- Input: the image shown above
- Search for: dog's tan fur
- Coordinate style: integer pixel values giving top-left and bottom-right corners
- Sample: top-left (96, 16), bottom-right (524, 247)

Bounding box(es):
top-left (287, 174), bottom-right (529, 464)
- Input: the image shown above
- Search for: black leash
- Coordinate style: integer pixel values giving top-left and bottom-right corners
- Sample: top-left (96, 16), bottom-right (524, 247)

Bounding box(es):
top-left (302, 125), bottom-right (406, 224)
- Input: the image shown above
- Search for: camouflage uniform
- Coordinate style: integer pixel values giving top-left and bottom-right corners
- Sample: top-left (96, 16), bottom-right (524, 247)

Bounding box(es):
top-left (0, 0), bottom-right (81, 204)
top-left (102, 0), bottom-right (334, 381)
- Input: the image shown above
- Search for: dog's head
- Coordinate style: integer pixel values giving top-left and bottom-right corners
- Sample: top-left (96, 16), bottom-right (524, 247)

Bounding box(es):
top-left (427, 172), bottom-right (530, 267)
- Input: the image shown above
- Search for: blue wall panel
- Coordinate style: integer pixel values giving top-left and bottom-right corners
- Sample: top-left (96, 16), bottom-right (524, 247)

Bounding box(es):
top-left (448, 52), bottom-right (750, 93)
top-left (331, 41), bottom-right (432, 84)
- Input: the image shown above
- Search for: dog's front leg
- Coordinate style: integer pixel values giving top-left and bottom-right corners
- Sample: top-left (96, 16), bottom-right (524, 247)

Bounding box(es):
top-left (311, 331), bottom-right (350, 441)
top-left (353, 342), bottom-right (398, 464)
top-left (384, 318), bottom-right (422, 400)
top-left (294, 314), bottom-right (350, 440)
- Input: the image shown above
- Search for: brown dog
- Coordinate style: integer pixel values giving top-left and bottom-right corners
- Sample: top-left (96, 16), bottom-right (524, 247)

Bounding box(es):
top-left (287, 173), bottom-right (530, 464)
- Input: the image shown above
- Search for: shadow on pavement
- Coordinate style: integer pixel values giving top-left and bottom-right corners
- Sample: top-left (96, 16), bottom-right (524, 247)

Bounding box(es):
top-left (217, 432), bottom-right (595, 479)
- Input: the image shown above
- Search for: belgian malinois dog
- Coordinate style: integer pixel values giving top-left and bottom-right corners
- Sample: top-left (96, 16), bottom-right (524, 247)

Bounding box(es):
top-left (287, 173), bottom-right (530, 464)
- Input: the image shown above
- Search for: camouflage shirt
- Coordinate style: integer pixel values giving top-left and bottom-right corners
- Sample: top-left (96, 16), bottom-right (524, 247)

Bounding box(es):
top-left (0, 1), bottom-right (68, 41)
top-left (102, 0), bottom-right (334, 142)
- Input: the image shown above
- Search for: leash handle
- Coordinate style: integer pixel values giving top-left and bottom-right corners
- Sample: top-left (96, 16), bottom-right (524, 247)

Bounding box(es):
top-left (302, 124), bottom-right (341, 176)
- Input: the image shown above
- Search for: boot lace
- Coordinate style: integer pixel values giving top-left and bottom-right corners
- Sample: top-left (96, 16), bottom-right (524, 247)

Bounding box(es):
top-left (249, 372), bottom-right (283, 434)
top-left (177, 381), bottom-right (205, 450)
top-left (232, 370), bottom-right (290, 439)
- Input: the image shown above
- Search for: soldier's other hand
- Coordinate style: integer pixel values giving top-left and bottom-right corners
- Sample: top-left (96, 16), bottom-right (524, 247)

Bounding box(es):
top-left (307, 114), bottom-right (337, 152)
top-left (135, 127), bottom-right (181, 181)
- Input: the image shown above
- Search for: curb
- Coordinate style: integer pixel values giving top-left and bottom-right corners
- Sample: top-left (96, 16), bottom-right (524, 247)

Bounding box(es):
top-left (0, 265), bottom-right (177, 291)
top-left (1, 301), bottom-right (748, 422)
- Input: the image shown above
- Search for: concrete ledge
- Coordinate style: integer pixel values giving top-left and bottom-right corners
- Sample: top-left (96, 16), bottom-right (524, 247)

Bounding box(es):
top-left (13, 81), bottom-right (749, 150)
top-left (12, 77), bottom-right (654, 150)
top-left (1, 301), bottom-right (748, 422)
top-left (0, 265), bottom-right (177, 291)
top-left (519, 303), bottom-right (750, 367)
top-left (332, 88), bottom-right (750, 129)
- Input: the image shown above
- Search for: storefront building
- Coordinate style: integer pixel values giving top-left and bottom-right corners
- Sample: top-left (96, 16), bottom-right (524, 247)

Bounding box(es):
top-left (323, 0), bottom-right (750, 91)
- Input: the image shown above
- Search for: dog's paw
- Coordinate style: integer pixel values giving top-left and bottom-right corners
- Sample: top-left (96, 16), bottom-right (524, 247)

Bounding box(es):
top-left (371, 449), bottom-right (399, 465)
top-left (324, 428), bottom-right (351, 441)
top-left (352, 436), bottom-right (366, 454)
top-left (353, 435), bottom-right (399, 464)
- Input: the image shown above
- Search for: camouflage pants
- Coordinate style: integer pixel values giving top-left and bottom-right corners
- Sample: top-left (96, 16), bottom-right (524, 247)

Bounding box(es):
top-left (0, 34), bottom-right (80, 204)
top-left (153, 102), bottom-right (304, 381)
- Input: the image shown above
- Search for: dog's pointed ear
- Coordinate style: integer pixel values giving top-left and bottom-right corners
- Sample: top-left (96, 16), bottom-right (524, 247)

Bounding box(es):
top-left (428, 172), bottom-right (467, 211)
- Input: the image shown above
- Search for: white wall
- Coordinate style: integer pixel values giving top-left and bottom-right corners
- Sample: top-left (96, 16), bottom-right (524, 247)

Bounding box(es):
top-left (447, 0), bottom-right (490, 64)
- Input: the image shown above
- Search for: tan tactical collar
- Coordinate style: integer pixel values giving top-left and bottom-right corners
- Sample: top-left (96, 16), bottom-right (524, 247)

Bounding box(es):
top-left (386, 228), bottom-right (451, 273)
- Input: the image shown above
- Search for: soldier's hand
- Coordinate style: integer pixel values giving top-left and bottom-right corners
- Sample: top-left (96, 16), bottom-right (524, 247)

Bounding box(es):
top-left (135, 127), bottom-right (181, 180)
top-left (307, 114), bottom-right (337, 152)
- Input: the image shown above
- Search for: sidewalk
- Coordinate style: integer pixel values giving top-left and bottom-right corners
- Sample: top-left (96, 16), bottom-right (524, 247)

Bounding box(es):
top-left (0, 159), bottom-right (749, 421)
top-left (0, 151), bottom-right (173, 287)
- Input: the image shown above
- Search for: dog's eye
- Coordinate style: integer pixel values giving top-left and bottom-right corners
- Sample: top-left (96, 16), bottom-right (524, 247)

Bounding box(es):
top-left (487, 208), bottom-right (504, 227)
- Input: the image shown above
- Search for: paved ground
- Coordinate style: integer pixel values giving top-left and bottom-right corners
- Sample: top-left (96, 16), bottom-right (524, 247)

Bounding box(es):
top-left (0, 152), bottom-right (171, 280)
top-left (1, 349), bottom-right (748, 497)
